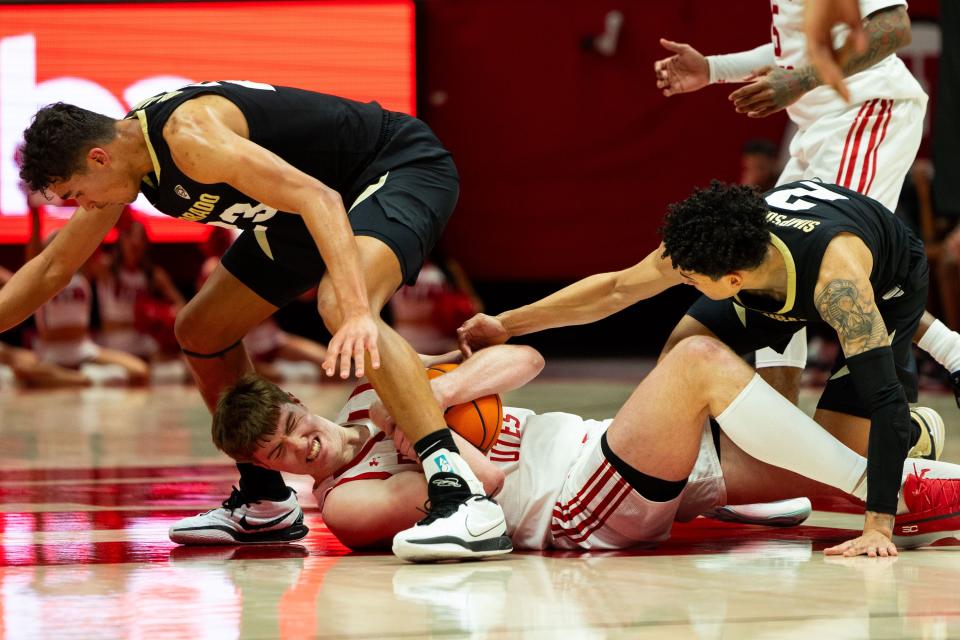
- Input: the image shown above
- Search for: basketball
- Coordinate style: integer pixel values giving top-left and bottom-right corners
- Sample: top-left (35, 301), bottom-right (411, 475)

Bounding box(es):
top-left (426, 363), bottom-right (503, 452)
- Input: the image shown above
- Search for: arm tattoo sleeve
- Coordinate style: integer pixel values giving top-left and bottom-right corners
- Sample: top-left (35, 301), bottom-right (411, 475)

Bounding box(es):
top-left (815, 279), bottom-right (889, 355)
top-left (843, 6), bottom-right (911, 76)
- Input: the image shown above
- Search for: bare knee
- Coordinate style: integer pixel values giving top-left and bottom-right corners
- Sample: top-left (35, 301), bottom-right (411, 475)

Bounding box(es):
top-left (669, 336), bottom-right (746, 386)
top-left (174, 304), bottom-right (222, 354)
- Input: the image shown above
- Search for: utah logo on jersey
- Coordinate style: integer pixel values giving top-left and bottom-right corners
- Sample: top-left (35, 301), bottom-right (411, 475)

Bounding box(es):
top-left (174, 185), bottom-right (191, 200)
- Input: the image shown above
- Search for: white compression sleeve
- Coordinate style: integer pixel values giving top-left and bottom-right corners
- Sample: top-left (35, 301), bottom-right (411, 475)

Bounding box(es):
top-left (707, 43), bottom-right (776, 84)
top-left (716, 374), bottom-right (867, 498)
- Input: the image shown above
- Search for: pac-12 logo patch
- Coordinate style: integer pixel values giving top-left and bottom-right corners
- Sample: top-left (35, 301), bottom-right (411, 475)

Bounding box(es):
top-left (434, 454), bottom-right (453, 473)
top-left (175, 185), bottom-right (191, 199)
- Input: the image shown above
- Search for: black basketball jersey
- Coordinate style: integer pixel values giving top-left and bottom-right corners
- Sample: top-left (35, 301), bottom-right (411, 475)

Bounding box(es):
top-left (734, 180), bottom-right (919, 323)
top-left (124, 80), bottom-right (389, 234)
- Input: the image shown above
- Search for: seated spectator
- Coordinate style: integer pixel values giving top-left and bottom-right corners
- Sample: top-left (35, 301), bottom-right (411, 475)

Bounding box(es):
top-left (28, 208), bottom-right (149, 385)
top-left (389, 248), bottom-right (484, 355)
top-left (93, 211), bottom-right (187, 382)
top-left (739, 138), bottom-right (781, 193)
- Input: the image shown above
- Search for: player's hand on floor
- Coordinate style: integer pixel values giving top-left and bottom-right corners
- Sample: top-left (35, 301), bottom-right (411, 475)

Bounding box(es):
top-left (805, 0), bottom-right (866, 103)
top-left (654, 38), bottom-right (709, 97)
top-left (728, 67), bottom-right (805, 118)
top-left (824, 529), bottom-right (898, 558)
top-left (457, 313), bottom-right (509, 358)
top-left (323, 313), bottom-right (380, 379)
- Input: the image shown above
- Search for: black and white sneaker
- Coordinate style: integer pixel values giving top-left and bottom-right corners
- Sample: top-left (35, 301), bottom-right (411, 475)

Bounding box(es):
top-left (392, 473), bottom-right (512, 563)
top-left (169, 486), bottom-right (308, 545)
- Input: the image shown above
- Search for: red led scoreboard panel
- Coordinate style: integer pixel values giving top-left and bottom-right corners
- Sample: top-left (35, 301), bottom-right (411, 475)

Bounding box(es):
top-left (0, 1), bottom-right (415, 242)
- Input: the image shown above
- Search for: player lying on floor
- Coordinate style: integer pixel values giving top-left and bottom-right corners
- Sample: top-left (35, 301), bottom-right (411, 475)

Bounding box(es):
top-left (210, 342), bottom-right (960, 561)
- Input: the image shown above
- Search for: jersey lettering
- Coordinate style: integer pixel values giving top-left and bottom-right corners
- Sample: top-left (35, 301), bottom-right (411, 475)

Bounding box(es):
top-left (209, 202), bottom-right (279, 228)
top-left (765, 181), bottom-right (848, 212)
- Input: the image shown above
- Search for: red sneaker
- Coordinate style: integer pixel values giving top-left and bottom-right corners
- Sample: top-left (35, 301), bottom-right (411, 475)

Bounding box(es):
top-left (893, 468), bottom-right (960, 549)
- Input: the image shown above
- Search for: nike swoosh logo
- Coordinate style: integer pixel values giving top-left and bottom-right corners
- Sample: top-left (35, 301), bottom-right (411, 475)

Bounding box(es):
top-left (239, 509), bottom-right (295, 531)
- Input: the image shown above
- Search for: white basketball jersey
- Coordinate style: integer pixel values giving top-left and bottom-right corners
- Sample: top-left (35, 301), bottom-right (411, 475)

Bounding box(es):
top-left (772, 0), bottom-right (926, 128)
top-left (97, 268), bottom-right (149, 325)
top-left (313, 383), bottom-right (420, 510)
top-left (36, 273), bottom-right (92, 332)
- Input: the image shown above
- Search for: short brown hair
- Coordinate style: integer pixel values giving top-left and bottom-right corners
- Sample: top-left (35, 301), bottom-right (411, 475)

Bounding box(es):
top-left (212, 375), bottom-right (291, 461)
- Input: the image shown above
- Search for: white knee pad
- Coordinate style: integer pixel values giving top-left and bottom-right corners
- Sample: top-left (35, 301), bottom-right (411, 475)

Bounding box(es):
top-left (755, 328), bottom-right (807, 369)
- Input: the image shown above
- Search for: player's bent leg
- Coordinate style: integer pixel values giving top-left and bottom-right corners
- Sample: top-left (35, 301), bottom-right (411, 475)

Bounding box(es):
top-left (318, 234), bottom-right (509, 562)
top-left (659, 315), bottom-right (721, 363)
top-left (170, 264), bottom-right (306, 546)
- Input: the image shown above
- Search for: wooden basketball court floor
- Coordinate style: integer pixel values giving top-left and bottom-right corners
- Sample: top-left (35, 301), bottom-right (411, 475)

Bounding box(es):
top-left (1, 360), bottom-right (959, 639)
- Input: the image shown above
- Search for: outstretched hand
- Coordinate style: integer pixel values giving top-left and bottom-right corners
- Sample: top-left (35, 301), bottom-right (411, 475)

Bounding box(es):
top-left (457, 313), bottom-right (509, 357)
top-left (322, 313), bottom-right (380, 379)
top-left (653, 38), bottom-right (709, 97)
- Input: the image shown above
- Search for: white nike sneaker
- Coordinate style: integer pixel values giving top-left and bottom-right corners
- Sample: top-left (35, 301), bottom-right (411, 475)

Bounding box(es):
top-left (392, 472), bottom-right (512, 563)
top-left (169, 486), bottom-right (308, 545)
top-left (907, 407), bottom-right (945, 461)
top-left (703, 497), bottom-right (812, 527)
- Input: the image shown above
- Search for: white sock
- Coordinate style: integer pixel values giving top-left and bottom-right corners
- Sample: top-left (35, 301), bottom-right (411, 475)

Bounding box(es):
top-left (916, 319), bottom-right (960, 372)
top-left (716, 374), bottom-right (867, 497)
top-left (421, 448), bottom-right (485, 495)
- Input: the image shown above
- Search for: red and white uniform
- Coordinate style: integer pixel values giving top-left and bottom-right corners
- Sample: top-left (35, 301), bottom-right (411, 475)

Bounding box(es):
top-left (96, 268), bottom-right (158, 358)
top-left (315, 385), bottom-right (725, 550)
top-left (34, 273), bottom-right (100, 367)
top-left (772, 0), bottom-right (927, 211)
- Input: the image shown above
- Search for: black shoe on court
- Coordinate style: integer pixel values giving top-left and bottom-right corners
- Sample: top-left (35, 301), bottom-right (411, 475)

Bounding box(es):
top-left (392, 472), bottom-right (512, 562)
top-left (169, 486), bottom-right (308, 545)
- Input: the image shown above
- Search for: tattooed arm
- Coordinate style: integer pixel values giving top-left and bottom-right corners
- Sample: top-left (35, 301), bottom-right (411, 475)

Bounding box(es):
top-left (730, 4), bottom-right (912, 118)
top-left (816, 233), bottom-right (913, 558)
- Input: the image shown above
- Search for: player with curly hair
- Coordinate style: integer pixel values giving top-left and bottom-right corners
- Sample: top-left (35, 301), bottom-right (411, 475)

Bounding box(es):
top-left (459, 179), bottom-right (938, 557)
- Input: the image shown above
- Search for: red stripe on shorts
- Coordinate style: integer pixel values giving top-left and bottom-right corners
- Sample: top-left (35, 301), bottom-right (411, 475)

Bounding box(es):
top-left (836, 100), bottom-right (872, 184)
top-left (865, 100), bottom-right (894, 196)
top-left (552, 464), bottom-right (618, 521)
top-left (857, 99), bottom-right (891, 193)
top-left (552, 479), bottom-right (631, 542)
top-left (842, 99), bottom-right (879, 188)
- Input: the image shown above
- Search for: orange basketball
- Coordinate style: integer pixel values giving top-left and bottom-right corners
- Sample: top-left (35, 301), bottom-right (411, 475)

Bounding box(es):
top-left (426, 363), bottom-right (503, 453)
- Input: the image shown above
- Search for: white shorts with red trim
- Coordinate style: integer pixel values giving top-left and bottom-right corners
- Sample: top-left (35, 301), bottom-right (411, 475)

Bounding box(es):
top-left (778, 96), bottom-right (926, 212)
top-left (549, 423), bottom-right (725, 550)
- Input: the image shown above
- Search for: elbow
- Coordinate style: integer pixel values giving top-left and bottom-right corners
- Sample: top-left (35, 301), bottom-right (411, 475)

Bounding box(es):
top-left (523, 346), bottom-right (546, 376)
top-left (41, 256), bottom-right (72, 292)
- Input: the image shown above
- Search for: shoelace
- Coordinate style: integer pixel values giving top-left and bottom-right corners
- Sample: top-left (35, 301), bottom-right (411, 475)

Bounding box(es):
top-left (908, 465), bottom-right (960, 512)
top-left (416, 493), bottom-right (496, 526)
top-left (220, 486), bottom-right (253, 514)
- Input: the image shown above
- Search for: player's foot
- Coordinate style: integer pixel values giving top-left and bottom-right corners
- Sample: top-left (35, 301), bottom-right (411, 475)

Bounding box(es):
top-left (893, 468), bottom-right (960, 548)
top-left (907, 407), bottom-right (945, 460)
top-left (169, 486), bottom-right (308, 545)
top-left (392, 472), bottom-right (512, 562)
top-left (702, 497), bottom-right (812, 527)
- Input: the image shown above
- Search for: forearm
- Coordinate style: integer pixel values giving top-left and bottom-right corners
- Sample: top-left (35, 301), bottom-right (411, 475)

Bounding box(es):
top-left (430, 344), bottom-right (544, 409)
top-left (847, 346), bottom-right (911, 515)
top-left (300, 189), bottom-right (371, 317)
top-left (0, 255), bottom-right (68, 333)
top-left (498, 274), bottom-right (618, 336)
top-left (708, 43), bottom-right (776, 83)
top-left (781, 6), bottom-right (912, 98)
